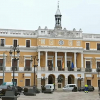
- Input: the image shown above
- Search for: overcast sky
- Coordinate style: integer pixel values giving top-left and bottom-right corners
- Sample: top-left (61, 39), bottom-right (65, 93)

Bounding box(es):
top-left (0, 0), bottom-right (100, 33)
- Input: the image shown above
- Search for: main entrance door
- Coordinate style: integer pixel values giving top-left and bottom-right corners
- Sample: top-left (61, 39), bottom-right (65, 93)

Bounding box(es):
top-left (48, 74), bottom-right (55, 84)
top-left (68, 75), bottom-right (74, 84)
top-left (57, 60), bottom-right (61, 71)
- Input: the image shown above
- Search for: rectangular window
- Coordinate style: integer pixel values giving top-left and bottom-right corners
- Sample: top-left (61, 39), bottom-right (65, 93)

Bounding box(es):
top-left (25, 79), bottom-right (30, 86)
top-left (1, 39), bottom-right (5, 46)
top-left (12, 59), bottom-right (17, 67)
top-left (97, 62), bottom-right (100, 68)
top-left (12, 59), bottom-right (17, 71)
top-left (86, 43), bottom-right (89, 50)
top-left (87, 80), bottom-right (91, 85)
top-left (13, 40), bottom-right (17, 47)
top-left (25, 60), bottom-right (31, 71)
top-left (86, 61), bottom-right (91, 68)
top-left (26, 40), bottom-right (30, 47)
top-left (0, 59), bottom-right (3, 66)
top-left (97, 43), bottom-right (100, 50)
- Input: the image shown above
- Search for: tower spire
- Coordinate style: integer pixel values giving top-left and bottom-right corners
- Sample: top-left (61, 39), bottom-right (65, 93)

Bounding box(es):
top-left (55, 1), bottom-right (62, 29)
top-left (58, 1), bottom-right (59, 9)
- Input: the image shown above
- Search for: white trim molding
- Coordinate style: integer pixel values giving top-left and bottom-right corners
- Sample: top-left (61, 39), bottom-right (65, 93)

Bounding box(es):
top-left (86, 74), bottom-right (92, 77)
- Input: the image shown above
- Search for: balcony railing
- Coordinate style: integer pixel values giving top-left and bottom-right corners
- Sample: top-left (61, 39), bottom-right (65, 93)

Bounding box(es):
top-left (96, 67), bottom-right (100, 72)
top-left (68, 67), bottom-right (74, 71)
top-left (58, 66), bottom-right (65, 71)
top-left (12, 66), bottom-right (18, 71)
top-left (41, 67), bottom-right (45, 71)
top-left (24, 67), bottom-right (31, 71)
top-left (1, 43), bottom-right (4, 46)
top-left (85, 68), bottom-right (92, 72)
top-left (77, 68), bottom-right (81, 71)
top-left (48, 66), bottom-right (54, 71)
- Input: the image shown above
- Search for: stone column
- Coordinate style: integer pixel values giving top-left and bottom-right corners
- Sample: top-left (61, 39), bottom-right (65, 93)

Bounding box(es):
top-left (65, 78), bottom-right (68, 85)
top-left (75, 78), bottom-right (77, 85)
top-left (65, 52), bottom-right (68, 71)
top-left (81, 79), bottom-right (84, 87)
top-left (45, 78), bottom-right (48, 85)
top-left (45, 51), bottom-right (48, 71)
top-left (74, 52), bottom-right (77, 71)
top-left (55, 52), bottom-right (58, 71)
top-left (37, 78), bottom-right (41, 89)
top-left (55, 78), bottom-right (58, 90)
top-left (81, 52), bottom-right (85, 71)
top-left (38, 51), bottom-right (41, 71)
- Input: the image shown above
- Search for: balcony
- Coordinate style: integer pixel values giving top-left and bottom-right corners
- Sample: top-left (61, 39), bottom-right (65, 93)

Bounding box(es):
top-left (85, 68), bottom-right (92, 72)
top-left (77, 68), bottom-right (81, 71)
top-left (48, 66), bottom-right (54, 71)
top-left (1, 43), bottom-right (4, 46)
top-left (11, 66), bottom-right (18, 71)
top-left (58, 66), bottom-right (65, 71)
top-left (96, 67), bottom-right (100, 72)
top-left (24, 67), bottom-right (31, 71)
top-left (68, 67), bottom-right (74, 71)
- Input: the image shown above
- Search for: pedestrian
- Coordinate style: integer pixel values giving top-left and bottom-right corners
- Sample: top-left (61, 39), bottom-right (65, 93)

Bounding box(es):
top-left (85, 84), bottom-right (88, 93)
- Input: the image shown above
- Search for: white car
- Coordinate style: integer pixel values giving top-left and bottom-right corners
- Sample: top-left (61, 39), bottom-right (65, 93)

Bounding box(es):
top-left (63, 84), bottom-right (77, 91)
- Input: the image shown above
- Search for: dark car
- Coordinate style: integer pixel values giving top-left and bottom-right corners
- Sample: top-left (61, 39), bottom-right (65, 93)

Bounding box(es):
top-left (78, 85), bottom-right (94, 91)
top-left (16, 86), bottom-right (23, 92)
top-left (0, 85), bottom-right (20, 96)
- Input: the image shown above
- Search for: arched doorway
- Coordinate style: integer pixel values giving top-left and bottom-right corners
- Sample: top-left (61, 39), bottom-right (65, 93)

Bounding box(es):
top-left (58, 74), bottom-right (65, 87)
top-left (48, 74), bottom-right (55, 84)
top-left (68, 75), bottom-right (74, 84)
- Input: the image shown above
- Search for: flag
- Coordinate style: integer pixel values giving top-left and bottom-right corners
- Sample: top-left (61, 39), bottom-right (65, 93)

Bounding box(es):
top-left (62, 61), bottom-right (64, 69)
top-left (71, 62), bottom-right (74, 69)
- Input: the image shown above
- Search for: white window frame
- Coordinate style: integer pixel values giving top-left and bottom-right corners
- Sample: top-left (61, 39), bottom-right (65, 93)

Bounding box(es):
top-left (97, 43), bottom-right (100, 50)
top-left (85, 60), bottom-right (91, 68)
top-left (0, 38), bottom-right (5, 46)
top-left (85, 42), bottom-right (90, 50)
top-left (13, 39), bottom-right (18, 47)
top-left (25, 78), bottom-right (31, 86)
top-left (25, 39), bottom-right (31, 47)
top-left (87, 79), bottom-right (92, 85)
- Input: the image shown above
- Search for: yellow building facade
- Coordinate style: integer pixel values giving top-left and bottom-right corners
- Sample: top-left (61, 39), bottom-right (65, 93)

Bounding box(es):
top-left (0, 5), bottom-right (99, 90)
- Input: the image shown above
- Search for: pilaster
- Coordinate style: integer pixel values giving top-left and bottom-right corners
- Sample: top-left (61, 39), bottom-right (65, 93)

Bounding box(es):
top-left (37, 78), bottom-right (41, 89)
top-left (45, 78), bottom-right (48, 85)
top-left (65, 78), bottom-right (68, 85)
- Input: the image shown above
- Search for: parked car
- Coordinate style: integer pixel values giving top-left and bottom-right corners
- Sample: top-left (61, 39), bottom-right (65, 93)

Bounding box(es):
top-left (0, 85), bottom-right (20, 95)
top-left (16, 86), bottom-right (23, 92)
top-left (63, 84), bottom-right (77, 91)
top-left (78, 85), bottom-right (94, 91)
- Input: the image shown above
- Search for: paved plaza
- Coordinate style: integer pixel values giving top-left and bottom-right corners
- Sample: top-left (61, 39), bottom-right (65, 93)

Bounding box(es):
top-left (18, 91), bottom-right (100, 100)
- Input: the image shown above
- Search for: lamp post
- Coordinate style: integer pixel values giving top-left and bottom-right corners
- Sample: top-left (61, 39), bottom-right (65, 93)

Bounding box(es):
top-left (9, 45), bottom-right (20, 92)
top-left (31, 55), bottom-right (39, 93)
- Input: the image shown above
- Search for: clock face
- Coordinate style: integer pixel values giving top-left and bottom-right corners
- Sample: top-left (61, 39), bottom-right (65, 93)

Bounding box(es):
top-left (59, 40), bottom-right (64, 45)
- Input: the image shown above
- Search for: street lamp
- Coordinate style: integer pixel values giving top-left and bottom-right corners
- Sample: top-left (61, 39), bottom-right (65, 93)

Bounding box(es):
top-left (9, 45), bottom-right (20, 92)
top-left (31, 55), bottom-right (39, 93)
